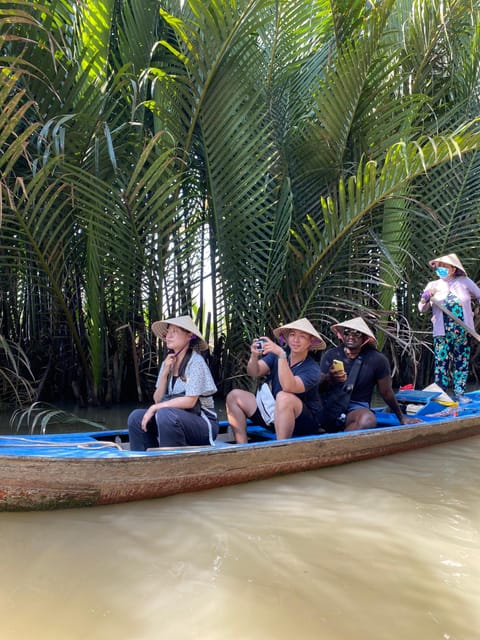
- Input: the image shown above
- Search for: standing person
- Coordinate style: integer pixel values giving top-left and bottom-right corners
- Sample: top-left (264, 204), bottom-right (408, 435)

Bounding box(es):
top-left (226, 318), bottom-right (325, 442)
top-left (128, 316), bottom-right (218, 450)
top-left (418, 253), bottom-right (480, 403)
top-left (319, 317), bottom-right (419, 432)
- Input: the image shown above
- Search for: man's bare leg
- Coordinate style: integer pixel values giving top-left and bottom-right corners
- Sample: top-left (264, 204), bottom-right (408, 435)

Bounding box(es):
top-left (273, 391), bottom-right (302, 439)
top-left (226, 389), bottom-right (257, 443)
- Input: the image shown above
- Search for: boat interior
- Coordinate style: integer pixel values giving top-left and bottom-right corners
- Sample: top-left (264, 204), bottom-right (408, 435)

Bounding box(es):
top-left (2, 389), bottom-right (480, 458)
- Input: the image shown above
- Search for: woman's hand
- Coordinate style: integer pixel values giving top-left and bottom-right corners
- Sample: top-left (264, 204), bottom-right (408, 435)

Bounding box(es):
top-left (141, 404), bottom-right (159, 431)
top-left (421, 287), bottom-right (435, 301)
top-left (163, 352), bottom-right (176, 372)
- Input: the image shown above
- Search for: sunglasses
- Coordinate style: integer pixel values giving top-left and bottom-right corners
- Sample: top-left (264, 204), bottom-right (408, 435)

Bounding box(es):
top-left (342, 329), bottom-right (363, 337)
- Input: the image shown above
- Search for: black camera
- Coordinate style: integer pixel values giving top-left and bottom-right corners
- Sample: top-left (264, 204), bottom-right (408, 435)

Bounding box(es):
top-left (255, 339), bottom-right (265, 353)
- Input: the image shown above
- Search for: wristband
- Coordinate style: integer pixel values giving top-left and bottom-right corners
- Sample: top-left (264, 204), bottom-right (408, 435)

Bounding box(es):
top-left (278, 352), bottom-right (288, 359)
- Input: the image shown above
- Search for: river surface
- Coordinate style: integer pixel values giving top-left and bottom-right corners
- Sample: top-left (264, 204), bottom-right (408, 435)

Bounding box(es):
top-left (0, 407), bottom-right (479, 639)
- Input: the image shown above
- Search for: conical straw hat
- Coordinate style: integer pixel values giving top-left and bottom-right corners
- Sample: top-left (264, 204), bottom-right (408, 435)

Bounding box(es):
top-left (273, 318), bottom-right (326, 350)
top-left (428, 253), bottom-right (466, 276)
top-left (151, 315), bottom-right (208, 351)
top-left (330, 317), bottom-right (377, 347)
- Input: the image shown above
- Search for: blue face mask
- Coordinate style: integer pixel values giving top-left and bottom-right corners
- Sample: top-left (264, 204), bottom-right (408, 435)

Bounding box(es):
top-left (436, 267), bottom-right (450, 278)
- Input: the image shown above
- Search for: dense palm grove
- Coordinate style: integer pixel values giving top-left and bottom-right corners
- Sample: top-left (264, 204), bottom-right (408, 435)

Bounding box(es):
top-left (1, 0), bottom-right (480, 411)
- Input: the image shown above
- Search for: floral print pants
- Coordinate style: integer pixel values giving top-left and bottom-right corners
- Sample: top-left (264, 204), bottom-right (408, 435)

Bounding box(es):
top-left (433, 295), bottom-right (470, 396)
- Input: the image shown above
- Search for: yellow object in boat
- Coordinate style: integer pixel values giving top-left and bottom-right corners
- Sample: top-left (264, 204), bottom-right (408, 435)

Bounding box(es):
top-left (331, 359), bottom-right (344, 372)
top-left (437, 400), bottom-right (459, 407)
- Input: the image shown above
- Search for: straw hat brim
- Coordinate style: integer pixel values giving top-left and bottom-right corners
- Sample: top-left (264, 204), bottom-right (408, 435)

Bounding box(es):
top-left (330, 317), bottom-right (377, 347)
top-left (272, 318), bottom-right (326, 350)
top-left (151, 316), bottom-right (208, 351)
top-left (428, 253), bottom-right (466, 276)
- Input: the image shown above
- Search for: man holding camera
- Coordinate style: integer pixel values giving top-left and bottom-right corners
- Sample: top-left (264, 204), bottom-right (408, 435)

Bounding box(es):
top-left (226, 318), bottom-right (325, 442)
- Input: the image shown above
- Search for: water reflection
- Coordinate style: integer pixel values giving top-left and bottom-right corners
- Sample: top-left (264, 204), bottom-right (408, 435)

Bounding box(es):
top-left (0, 404), bottom-right (137, 435)
top-left (1, 438), bottom-right (480, 639)
top-left (0, 401), bottom-right (226, 435)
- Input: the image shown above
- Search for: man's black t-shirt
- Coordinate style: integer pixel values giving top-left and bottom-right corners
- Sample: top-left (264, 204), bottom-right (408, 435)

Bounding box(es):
top-left (319, 345), bottom-right (391, 405)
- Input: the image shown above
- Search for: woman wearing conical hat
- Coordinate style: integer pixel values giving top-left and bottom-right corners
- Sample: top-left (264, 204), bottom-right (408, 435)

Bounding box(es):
top-left (318, 318), bottom-right (419, 432)
top-left (418, 253), bottom-right (480, 403)
top-left (128, 316), bottom-right (218, 450)
top-left (226, 318), bottom-right (325, 442)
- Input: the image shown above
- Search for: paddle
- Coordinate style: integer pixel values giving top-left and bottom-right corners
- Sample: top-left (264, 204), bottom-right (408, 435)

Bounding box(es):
top-left (431, 300), bottom-right (480, 342)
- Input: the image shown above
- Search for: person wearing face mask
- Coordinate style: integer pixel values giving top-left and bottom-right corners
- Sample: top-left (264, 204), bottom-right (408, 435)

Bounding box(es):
top-left (418, 253), bottom-right (480, 403)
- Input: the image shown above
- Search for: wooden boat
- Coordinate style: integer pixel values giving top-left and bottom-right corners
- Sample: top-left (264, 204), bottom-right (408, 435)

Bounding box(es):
top-left (1, 389), bottom-right (480, 511)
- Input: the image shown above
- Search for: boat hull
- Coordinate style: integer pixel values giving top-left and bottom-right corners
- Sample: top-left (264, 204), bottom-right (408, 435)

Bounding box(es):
top-left (1, 413), bottom-right (480, 511)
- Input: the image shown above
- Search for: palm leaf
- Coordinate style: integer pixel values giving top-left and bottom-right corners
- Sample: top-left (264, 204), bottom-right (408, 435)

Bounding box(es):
top-left (289, 129), bottom-right (480, 313)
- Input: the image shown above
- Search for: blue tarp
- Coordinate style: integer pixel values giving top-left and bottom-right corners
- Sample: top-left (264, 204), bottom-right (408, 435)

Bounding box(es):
top-left (3, 390), bottom-right (480, 459)
top-left (0, 431), bottom-right (138, 458)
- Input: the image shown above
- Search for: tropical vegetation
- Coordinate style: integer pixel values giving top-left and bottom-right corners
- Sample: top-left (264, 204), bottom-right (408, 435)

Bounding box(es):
top-left (1, 0), bottom-right (480, 411)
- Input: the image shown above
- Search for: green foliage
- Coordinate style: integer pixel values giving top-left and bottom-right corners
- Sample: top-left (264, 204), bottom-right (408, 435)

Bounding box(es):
top-left (1, 0), bottom-right (480, 407)
top-left (10, 401), bottom-right (108, 433)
